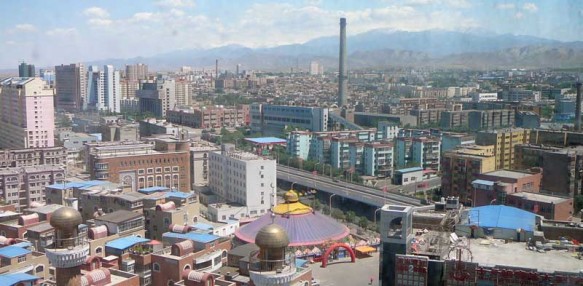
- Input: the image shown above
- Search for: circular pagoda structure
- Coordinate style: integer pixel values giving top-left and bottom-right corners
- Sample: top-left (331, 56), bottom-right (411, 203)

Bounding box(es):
top-left (235, 190), bottom-right (350, 247)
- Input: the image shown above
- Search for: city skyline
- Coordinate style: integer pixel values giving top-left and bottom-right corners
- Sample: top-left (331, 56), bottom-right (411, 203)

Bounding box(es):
top-left (1, 0), bottom-right (582, 69)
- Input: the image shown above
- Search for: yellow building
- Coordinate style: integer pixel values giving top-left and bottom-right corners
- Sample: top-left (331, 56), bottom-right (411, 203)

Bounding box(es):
top-left (476, 129), bottom-right (530, 170)
top-left (441, 145), bottom-right (497, 203)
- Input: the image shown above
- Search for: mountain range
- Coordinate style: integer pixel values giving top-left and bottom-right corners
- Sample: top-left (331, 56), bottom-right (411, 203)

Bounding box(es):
top-left (78, 29), bottom-right (583, 71)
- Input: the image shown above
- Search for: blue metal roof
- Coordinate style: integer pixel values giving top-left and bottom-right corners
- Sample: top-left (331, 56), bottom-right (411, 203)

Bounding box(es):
top-left (0, 273), bottom-right (39, 286)
top-left (105, 236), bottom-right (150, 250)
top-left (192, 223), bottom-right (214, 231)
top-left (138, 186), bottom-right (170, 194)
top-left (47, 180), bottom-right (109, 190)
top-left (10, 242), bottom-right (32, 249)
top-left (0, 246), bottom-right (31, 258)
top-left (472, 179), bottom-right (494, 186)
top-left (395, 167), bottom-right (423, 173)
top-left (245, 137), bottom-right (286, 144)
top-left (467, 205), bottom-right (536, 232)
top-left (162, 232), bottom-right (219, 243)
top-left (165, 191), bottom-right (193, 199)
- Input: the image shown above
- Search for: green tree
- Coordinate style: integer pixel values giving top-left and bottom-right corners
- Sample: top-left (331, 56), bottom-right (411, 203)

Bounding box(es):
top-left (358, 216), bottom-right (369, 229)
top-left (346, 211), bottom-right (356, 224)
top-left (322, 205), bottom-right (330, 215)
top-left (331, 209), bottom-right (345, 221)
top-left (313, 200), bottom-right (322, 211)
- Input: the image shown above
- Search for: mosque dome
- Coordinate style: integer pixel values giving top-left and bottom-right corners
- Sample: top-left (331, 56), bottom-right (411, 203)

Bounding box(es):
top-left (284, 190), bottom-right (299, 203)
top-left (254, 224), bottom-right (290, 249)
top-left (50, 207), bottom-right (83, 231)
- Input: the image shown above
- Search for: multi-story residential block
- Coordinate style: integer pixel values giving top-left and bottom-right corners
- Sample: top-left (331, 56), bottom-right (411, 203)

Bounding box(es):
top-left (468, 109), bottom-right (515, 130)
top-left (120, 79), bottom-right (139, 99)
top-left (175, 79), bottom-right (191, 107)
top-left (190, 142), bottom-right (220, 188)
top-left (86, 139), bottom-right (191, 192)
top-left (286, 131), bottom-right (312, 160)
top-left (506, 192), bottom-right (573, 221)
top-left (476, 128), bottom-right (530, 170)
top-left (411, 137), bottom-right (440, 171)
top-left (395, 137), bottom-right (413, 168)
top-left (0, 245), bottom-right (50, 281)
top-left (0, 165), bottom-right (65, 211)
top-left (207, 145), bottom-right (276, 222)
top-left (472, 169), bottom-right (542, 206)
top-left (0, 78), bottom-right (55, 149)
top-left (166, 106), bottom-right (249, 129)
top-left (363, 142), bottom-right (393, 177)
top-left (125, 63), bottom-right (148, 81)
top-left (0, 147), bottom-right (66, 168)
top-left (439, 110), bottom-right (471, 129)
top-left (137, 79), bottom-right (176, 117)
top-left (409, 109), bottom-right (443, 126)
top-left (45, 180), bottom-right (120, 209)
top-left (250, 103), bottom-right (328, 135)
top-left (142, 190), bottom-right (198, 240)
top-left (377, 121), bottom-right (400, 140)
top-left (441, 133), bottom-right (475, 153)
top-left (529, 129), bottom-right (583, 147)
top-left (470, 92), bottom-right (498, 102)
top-left (500, 88), bottom-right (540, 102)
top-left (441, 145), bottom-right (496, 203)
top-left (330, 137), bottom-right (359, 169)
top-left (395, 137), bottom-right (440, 171)
top-left (515, 111), bottom-right (540, 128)
top-left (55, 63), bottom-right (86, 112)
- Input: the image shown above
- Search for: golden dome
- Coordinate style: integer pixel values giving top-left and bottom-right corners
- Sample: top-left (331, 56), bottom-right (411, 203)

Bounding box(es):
top-left (284, 190), bottom-right (299, 203)
top-left (254, 224), bottom-right (290, 249)
top-left (50, 207), bottom-right (83, 231)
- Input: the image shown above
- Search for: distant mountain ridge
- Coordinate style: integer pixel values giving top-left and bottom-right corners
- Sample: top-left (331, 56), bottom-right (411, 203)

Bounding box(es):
top-left (83, 29), bottom-right (583, 71)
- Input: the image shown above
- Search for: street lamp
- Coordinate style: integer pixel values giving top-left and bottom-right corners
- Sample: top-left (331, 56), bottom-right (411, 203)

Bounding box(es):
top-left (291, 182), bottom-right (297, 191)
top-left (314, 162), bottom-right (320, 175)
top-left (329, 193), bottom-right (337, 213)
top-left (374, 207), bottom-right (382, 225)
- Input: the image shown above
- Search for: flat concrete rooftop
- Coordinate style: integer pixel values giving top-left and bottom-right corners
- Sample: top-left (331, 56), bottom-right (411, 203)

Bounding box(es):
top-left (468, 239), bottom-right (581, 273)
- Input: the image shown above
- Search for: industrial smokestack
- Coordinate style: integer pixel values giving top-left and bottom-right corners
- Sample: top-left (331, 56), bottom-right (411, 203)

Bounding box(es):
top-left (215, 59), bottom-right (219, 79)
top-left (576, 80), bottom-right (582, 131)
top-left (338, 18), bottom-right (347, 107)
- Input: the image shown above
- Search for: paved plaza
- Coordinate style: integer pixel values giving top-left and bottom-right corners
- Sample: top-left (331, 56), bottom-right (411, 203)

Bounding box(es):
top-left (309, 252), bottom-right (380, 286)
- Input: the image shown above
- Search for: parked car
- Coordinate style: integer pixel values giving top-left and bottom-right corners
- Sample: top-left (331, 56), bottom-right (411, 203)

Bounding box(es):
top-left (311, 278), bottom-right (321, 286)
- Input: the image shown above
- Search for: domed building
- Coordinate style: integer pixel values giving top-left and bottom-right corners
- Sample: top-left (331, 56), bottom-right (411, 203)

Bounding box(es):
top-left (235, 190), bottom-right (350, 246)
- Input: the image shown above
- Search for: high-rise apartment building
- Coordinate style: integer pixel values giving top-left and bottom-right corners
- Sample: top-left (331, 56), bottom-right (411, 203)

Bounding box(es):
top-left (39, 69), bottom-right (54, 86)
top-left (125, 63), bottom-right (148, 81)
top-left (18, 62), bottom-right (35, 77)
top-left (175, 79), bottom-right (191, 107)
top-left (208, 145), bottom-right (276, 220)
top-left (86, 65), bottom-right (121, 112)
top-left (55, 63), bottom-right (86, 111)
top-left (0, 78), bottom-right (55, 149)
top-left (120, 79), bottom-right (140, 99)
top-left (137, 79), bottom-right (176, 117)
top-left (476, 128), bottom-right (530, 170)
top-left (104, 65), bottom-right (121, 113)
top-left (441, 145), bottom-right (496, 203)
top-left (309, 61), bottom-right (324, 75)
top-left (395, 136), bottom-right (440, 171)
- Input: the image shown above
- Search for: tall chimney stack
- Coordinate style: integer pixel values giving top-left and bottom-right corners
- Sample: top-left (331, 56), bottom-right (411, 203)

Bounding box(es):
top-left (338, 18), bottom-right (347, 107)
top-left (215, 59), bottom-right (219, 79)
top-left (576, 80), bottom-right (582, 131)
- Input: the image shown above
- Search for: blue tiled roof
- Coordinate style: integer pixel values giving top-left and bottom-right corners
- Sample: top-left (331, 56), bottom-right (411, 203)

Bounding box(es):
top-left (165, 191), bottom-right (193, 199)
top-left (472, 179), bottom-right (494, 186)
top-left (0, 246), bottom-right (31, 258)
top-left (245, 137), bottom-right (286, 144)
top-left (0, 273), bottom-right (39, 286)
top-left (162, 232), bottom-right (219, 243)
top-left (466, 205), bottom-right (536, 232)
top-left (395, 167), bottom-right (423, 173)
top-left (105, 236), bottom-right (150, 250)
top-left (138, 186), bottom-right (170, 194)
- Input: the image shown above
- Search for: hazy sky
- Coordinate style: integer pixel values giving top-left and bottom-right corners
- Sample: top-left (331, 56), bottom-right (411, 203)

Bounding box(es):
top-left (1, 0), bottom-right (582, 69)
